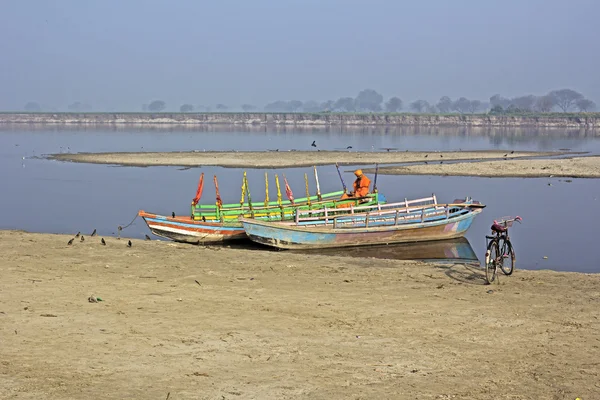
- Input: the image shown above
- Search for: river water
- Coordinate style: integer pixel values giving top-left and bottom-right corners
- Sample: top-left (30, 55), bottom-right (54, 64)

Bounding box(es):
top-left (1, 125), bottom-right (599, 273)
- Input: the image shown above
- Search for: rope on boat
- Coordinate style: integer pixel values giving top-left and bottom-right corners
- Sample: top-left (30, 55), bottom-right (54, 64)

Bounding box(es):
top-left (118, 213), bottom-right (139, 237)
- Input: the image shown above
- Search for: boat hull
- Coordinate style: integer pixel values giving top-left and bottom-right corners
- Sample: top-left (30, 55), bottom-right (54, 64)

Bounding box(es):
top-left (240, 209), bottom-right (481, 250)
top-left (139, 212), bottom-right (245, 244)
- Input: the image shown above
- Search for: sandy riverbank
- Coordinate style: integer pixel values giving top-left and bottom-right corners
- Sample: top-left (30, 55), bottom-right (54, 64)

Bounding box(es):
top-left (1, 230), bottom-right (599, 399)
top-left (48, 150), bottom-right (600, 178)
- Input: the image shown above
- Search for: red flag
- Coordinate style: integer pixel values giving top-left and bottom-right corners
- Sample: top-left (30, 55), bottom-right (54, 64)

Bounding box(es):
top-left (192, 173), bottom-right (205, 206)
top-left (283, 176), bottom-right (294, 204)
top-left (214, 175), bottom-right (223, 207)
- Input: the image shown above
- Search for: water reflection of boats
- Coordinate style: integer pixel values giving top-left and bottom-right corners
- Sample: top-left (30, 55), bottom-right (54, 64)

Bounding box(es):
top-left (296, 237), bottom-right (479, 264)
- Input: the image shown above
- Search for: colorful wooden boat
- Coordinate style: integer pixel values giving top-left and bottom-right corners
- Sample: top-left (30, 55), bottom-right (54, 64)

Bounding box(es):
top-left (139, 165), bottom-right (388, 244)
top-left (239, 196), bottom-right (484, 250)
top-left (138, 191), bottom-right (384, 244)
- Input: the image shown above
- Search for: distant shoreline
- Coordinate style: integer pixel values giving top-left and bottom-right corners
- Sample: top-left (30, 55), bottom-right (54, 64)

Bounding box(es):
top-left (2, 112), bottom-right (600, 128)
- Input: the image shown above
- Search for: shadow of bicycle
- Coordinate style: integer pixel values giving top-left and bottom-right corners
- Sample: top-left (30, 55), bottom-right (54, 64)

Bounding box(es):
top-left (431, 262), bottom-right (490, 285)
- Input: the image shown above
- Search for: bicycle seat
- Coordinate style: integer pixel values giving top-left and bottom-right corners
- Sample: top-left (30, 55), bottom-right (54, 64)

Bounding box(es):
top-left (491, 223), bottom-right (507, 233)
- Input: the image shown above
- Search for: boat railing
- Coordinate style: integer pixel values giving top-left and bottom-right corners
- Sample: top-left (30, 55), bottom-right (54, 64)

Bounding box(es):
top-left (294, 195), bottom-right (439, 224)
top-left (328, 204), bottom-right (471, 229)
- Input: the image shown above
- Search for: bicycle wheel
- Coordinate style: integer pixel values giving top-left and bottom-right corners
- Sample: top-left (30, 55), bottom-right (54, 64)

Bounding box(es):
top-left (499, 238), bottom-right (515, 275)
top-left (485, 240), bottom-right (499, 284)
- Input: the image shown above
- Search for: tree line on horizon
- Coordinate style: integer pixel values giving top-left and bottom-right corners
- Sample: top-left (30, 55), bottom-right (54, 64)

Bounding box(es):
top-left (22, 88), bottom-right (597, 114)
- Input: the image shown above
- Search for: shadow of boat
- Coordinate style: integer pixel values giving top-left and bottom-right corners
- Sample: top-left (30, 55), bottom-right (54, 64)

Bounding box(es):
top-left (294, 237), bottom-right (479, 264)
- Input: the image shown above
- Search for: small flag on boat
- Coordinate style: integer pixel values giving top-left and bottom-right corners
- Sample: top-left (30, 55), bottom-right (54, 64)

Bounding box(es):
top-left (192, 173), bottom-right (205, 206)
top-left (213, 175), bottom-right (223, 207)
top-left (283, 175), bottom-right (294, 204)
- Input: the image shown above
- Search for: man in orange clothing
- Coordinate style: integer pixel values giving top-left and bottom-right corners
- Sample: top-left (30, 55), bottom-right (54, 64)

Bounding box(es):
top-left (341, 169), bottom-right (371, 199)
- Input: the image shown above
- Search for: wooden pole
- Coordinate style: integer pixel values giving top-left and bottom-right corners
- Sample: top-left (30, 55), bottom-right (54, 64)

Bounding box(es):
top-left (304, 173), bottom-right (311, 207)
top-left (264, 172), bottom-right (269, 208)
top-left (314, 166), bottom-right (322, 201)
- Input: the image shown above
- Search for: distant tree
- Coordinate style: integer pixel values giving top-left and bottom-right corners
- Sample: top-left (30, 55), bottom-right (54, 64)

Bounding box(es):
top-left (409, 100), bottom-right (430, 113)
top-left (320, 100), bottom-right (335, 111)
top-left (384, 97), bottom-right (403, 112)
top-left (489, 105), bottom-right (504, 114)
top-left (436, 96), bottom-right (452, 113)
top-left (489, 94), bottom-right (511, 109)
top-left (510, 95), bottom-right (536, 112)
top-left (264, 101), bottom-right (289, 112)
top-left (355, 89), bottom-right (383, 112)
top-left (302, 100), bottom-right (321, 112)
top-left (148, 100), bottom-right (166, 112)
top-left (452, 97), bottom-right (471, 114)
top-left (575, 98), bottom-right (596, 112)
top-left (549, 89), bottom-right (584, 112)
top-left (288, 100), bottom-right (303, 112)
top-left (24, 102), bottom-right (41, 112)
top-left (68, 101), bottom-right (92, 112)
top-left (333, 97), bottom-right (356, 112)
top-left (180, 104), bottom-right (194, 112)
top-left (241, 104), bottom-right (257, 112)
top-left (505, 104), bottom-right (526, 114)
top-left (215, 104), bottom-right (228, 111)
top-left (534, 95), bottom-right (555, 112)
top-left (467, 100), bottom-right (482, 113)
top-left (425, 104), bottom-right (438, 114)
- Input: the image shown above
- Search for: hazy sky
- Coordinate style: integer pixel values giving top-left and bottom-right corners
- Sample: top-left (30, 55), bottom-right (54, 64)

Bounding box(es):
top-left (1, 0), bottom-right (598, 111)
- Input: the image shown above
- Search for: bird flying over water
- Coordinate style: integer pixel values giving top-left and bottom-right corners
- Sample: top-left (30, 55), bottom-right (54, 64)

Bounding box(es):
top-left (346, 146), bottom-right (352, 149)
top-left (127, 240), bottom-right (132, 248)
top-left (91, 229), bottom-right (97, 237)
top-left (67, 238), bottom-right (74, 245)
top-left (311, 141), bottom-right (316, 148)
top-left (101, 238), bottom-right (106, 246)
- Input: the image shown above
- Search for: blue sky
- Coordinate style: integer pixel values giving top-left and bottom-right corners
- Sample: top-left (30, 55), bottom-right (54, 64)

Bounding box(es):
top-left (1, 0), bottom-right (598, 111)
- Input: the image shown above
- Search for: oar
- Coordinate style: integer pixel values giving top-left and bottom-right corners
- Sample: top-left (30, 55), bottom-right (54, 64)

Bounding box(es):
top-left (335, 163), bottom-right (347, 193)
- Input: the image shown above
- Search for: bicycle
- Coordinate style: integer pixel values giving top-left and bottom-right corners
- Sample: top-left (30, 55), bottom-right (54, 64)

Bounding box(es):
top-left (484, 216), bottom-right (522, 284)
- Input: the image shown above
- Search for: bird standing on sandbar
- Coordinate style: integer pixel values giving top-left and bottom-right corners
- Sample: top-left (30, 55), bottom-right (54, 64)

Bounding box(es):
top-left (101, 238), bottom-right (106, 246)
top-left (127, 240), bottom-right (132, 248)
top-left (145, 234), bottom-right (151, 241)
top-left (91, 229), bottom-right (97, 237)
top-left (75, 232), bottom-right (80, 238)
top-left (67, 238), bottom-right (74, 245)
top-left (80, 235), bottom-right (85, 242)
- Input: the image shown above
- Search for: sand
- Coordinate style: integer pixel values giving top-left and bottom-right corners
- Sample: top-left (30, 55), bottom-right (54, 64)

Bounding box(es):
top-left (47, 151), bottom-right (600, 178)
top-left (1, 230), bottom-right (599, 399)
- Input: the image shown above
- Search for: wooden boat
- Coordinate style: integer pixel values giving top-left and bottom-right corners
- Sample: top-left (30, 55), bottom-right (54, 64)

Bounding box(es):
top-left (138, 192), bottom-right (384, 244)
top-left (139, 167), bottom-right (386, 244)
top-left (239, 196), bottom-right (484, 250)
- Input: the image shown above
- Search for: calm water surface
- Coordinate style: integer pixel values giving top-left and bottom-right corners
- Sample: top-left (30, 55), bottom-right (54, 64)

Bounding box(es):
top-left (1, 126), bottom-right (598, 273)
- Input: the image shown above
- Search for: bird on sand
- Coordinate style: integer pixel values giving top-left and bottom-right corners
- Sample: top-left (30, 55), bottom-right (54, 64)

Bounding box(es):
top-left (145, 234), bottom-right (151, 241)
top-left (80, 235), bottom-right (85, 242)
top-left (127, 240), bottom-right (132, 248)
top-left (424, 154), bottom-right (428, 158)
top-left (440, 154), bottom-right (443, 158)
top-left (101, 238), bottom-right (106, 246)
top-left (91, 229), bottom-right (97, 237)
top-left (511, 150), bottom-right (515, 154)
top-left (67, 238), bottom-right (74, 245)
top-left (311, 140), bottom-right (317, 148)
top-left (75, 232), bottom-right (80, 238)
top-left (172, 212), bottom-right (176, 218)
top-left (503, 153), bottom-right (508, 157)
